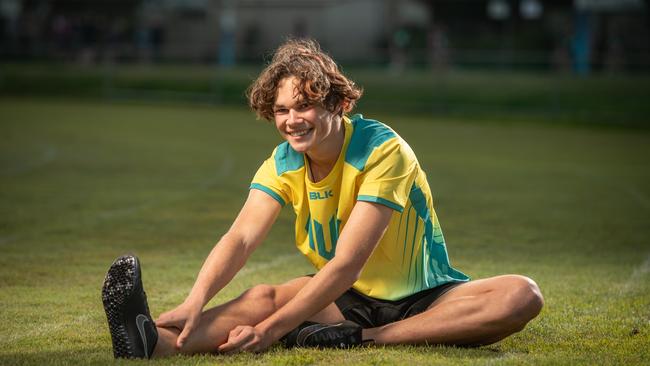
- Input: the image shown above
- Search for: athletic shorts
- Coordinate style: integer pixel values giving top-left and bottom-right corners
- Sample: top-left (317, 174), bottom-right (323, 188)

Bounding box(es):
top-left (333, 281), bottom-right (463, 328)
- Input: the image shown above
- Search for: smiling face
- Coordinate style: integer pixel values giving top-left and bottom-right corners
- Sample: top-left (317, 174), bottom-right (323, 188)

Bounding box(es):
top-left (273, 76), bottom-right (342, 156)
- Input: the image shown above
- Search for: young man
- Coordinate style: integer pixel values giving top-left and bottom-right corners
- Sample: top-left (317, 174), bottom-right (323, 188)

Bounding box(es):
top-left (101, 39), bottom-right (544, 359)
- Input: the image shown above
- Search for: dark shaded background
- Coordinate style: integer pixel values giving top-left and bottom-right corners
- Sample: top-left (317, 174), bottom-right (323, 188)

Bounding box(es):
top-left (1, 0), bottom-right (649, 127)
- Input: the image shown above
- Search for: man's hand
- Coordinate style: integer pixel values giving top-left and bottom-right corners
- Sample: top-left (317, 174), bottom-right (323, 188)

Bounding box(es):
top-left (155, 299), bottom-right (203, 349)
top-left (218, 325), bottom-right (275, 354)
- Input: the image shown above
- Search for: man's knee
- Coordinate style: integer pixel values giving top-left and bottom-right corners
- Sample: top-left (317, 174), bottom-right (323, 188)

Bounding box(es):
top-left (500, 275), bottom-right (544, 331)
top-left (240, 284), bottom-right (278, 311)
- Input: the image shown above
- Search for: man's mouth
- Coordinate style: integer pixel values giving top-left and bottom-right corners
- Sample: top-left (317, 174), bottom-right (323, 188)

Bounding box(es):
top-left (289, 128), bottom-right (312, 137)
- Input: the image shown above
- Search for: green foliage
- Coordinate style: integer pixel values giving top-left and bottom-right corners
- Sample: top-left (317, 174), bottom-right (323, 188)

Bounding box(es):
top-left (0, 98), bottom-right (649, 365)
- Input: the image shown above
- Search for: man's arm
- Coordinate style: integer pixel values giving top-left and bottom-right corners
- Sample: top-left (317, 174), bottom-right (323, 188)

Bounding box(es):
top-left (156, 189), bottom-right (282, 348)
top-left (219, 200), bottom-right (394, 352)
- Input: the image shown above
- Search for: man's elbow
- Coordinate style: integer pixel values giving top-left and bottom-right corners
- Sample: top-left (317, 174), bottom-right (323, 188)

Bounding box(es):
top-left (219, 231), bottom-right (256, 258)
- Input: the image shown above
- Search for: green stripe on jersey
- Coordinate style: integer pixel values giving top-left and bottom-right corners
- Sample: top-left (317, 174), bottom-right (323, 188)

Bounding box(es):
top-left (357, 195), bottom-right (404, 212)
top-left (250, 183), bottom-right (286, 206)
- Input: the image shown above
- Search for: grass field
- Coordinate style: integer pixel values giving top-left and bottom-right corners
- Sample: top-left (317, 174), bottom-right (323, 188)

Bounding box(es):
top-left (3, 63), bottom-right (650, 128)
top-left (0, 97), bottom-right (649, 365)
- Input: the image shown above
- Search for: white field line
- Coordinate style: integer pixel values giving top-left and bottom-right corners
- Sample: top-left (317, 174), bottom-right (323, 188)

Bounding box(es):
top-left (572, 169), bottom-right (650, 213)
top-left (1, 255), bottom-right (298, 346)
top-left (203, 155), bottom-right (235, 189)
top-left (620, 184), bottom-right (650, 212)
top-left (0, 146), bottom-right (56, 245)
top-left (235, 253), bottom-right (297, 278)
top-left (1, 146), bottom-right (57, 177)
top-left (621, 253), bottom-right (650, 295)
top-left (155, 253), bottom-right (298, 304)
top-left (1, 313), bottom-right (91, 346)
top-left (2, 156), bottom-right (235, 245)
top-left (2, 156), bottom-right (270, 346)
top-left (0, 235), bottom-right (16, 246)
top-left (616, 181), bottom-right (650, 294)
top-left (97, 155), bottom-right (235, 221)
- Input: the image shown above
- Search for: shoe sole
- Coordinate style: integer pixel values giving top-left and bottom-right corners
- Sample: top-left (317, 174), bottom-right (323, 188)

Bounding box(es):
top-left (102, 255), bottom-right (139, 358)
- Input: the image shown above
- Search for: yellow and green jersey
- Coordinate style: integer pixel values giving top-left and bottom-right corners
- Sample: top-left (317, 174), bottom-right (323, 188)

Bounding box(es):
top-left (250, 114), bottom-right (469, 301)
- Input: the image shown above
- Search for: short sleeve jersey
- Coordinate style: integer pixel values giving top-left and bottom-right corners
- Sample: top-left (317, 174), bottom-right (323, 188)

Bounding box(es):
top-left (250, 114), bottom-right (469, 301)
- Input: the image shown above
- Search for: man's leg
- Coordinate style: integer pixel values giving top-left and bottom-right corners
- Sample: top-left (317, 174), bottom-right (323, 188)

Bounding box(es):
top-left (153, 276), bottom-right (345, 357)
top-left (362, 275), bottom-right (544, 346)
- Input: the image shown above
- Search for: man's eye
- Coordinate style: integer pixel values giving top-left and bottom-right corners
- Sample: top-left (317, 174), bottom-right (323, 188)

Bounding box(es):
top-left (274, 109), bottom-right (287, 114)
top-left (297, 103), bottom-right (310, 110)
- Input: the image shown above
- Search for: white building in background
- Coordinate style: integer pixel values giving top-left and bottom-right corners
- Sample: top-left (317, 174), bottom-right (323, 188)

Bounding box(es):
top-left (149, 0), bottom-right (420, 63)
top-left (2, 0), bottom-right (647, 72)
top-left (143, 0), bottom-right (648, 72)
top-left (234, 0), bottom-right (389, 62)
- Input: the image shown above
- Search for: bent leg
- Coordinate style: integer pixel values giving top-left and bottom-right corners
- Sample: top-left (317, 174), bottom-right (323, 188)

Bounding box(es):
top-left (364, 275), bottom-right (544, 346)
top-left (153, 276), bottom-right (344, 357)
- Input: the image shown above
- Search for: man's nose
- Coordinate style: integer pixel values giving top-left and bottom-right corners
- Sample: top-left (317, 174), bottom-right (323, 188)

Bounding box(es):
top-left (287, 109), bottom-right (299, 124)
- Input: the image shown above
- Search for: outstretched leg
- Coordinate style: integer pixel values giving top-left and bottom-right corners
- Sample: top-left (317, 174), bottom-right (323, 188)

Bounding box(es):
top-left (363, 275), bottom-right (544, 346)
top-left (102, 255), bottom-right (345, 359)
top-left (153, 276), bottom-right (345, 357)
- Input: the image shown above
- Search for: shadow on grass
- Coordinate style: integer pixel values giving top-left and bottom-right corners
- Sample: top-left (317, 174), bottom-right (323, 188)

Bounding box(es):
top-left (0, 347), bottom-right (116, 366)
top-left (0, 344), bottom-right (515, 365)
top-left (254, 344), bottom-right (512, 365)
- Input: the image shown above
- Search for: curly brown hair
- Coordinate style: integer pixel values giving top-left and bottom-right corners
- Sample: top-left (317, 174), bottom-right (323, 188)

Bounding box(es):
top-left (247, 39), bottom-right (363, 121)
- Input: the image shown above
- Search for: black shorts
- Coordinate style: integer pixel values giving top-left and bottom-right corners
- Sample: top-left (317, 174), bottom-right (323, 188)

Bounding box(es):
top-left (334, 282), bottom-right (463, 328)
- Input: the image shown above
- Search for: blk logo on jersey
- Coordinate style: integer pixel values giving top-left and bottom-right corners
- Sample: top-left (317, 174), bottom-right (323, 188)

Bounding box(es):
top-left (309, 190), bottom-right (334, 200)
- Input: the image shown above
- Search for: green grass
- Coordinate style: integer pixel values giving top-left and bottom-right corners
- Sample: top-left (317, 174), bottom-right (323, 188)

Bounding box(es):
top-left (3, 63), bottom-right (650, 128)
top-left (1, 97), bottom-right (649, 365)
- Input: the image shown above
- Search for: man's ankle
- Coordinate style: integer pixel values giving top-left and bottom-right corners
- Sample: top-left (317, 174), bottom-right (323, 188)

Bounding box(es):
top-left (152, 326), bottom-right (181, 358)
top-left (361, 328), bottom-right (377, 345)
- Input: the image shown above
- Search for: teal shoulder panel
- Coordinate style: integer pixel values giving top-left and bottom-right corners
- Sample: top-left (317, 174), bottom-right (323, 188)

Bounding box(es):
top-left (274, 141), bottom-right (304, 176)
top-left (345, 115), bottom-right (396, 171)
top-left (250, 183), bottom-right (286, 207)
